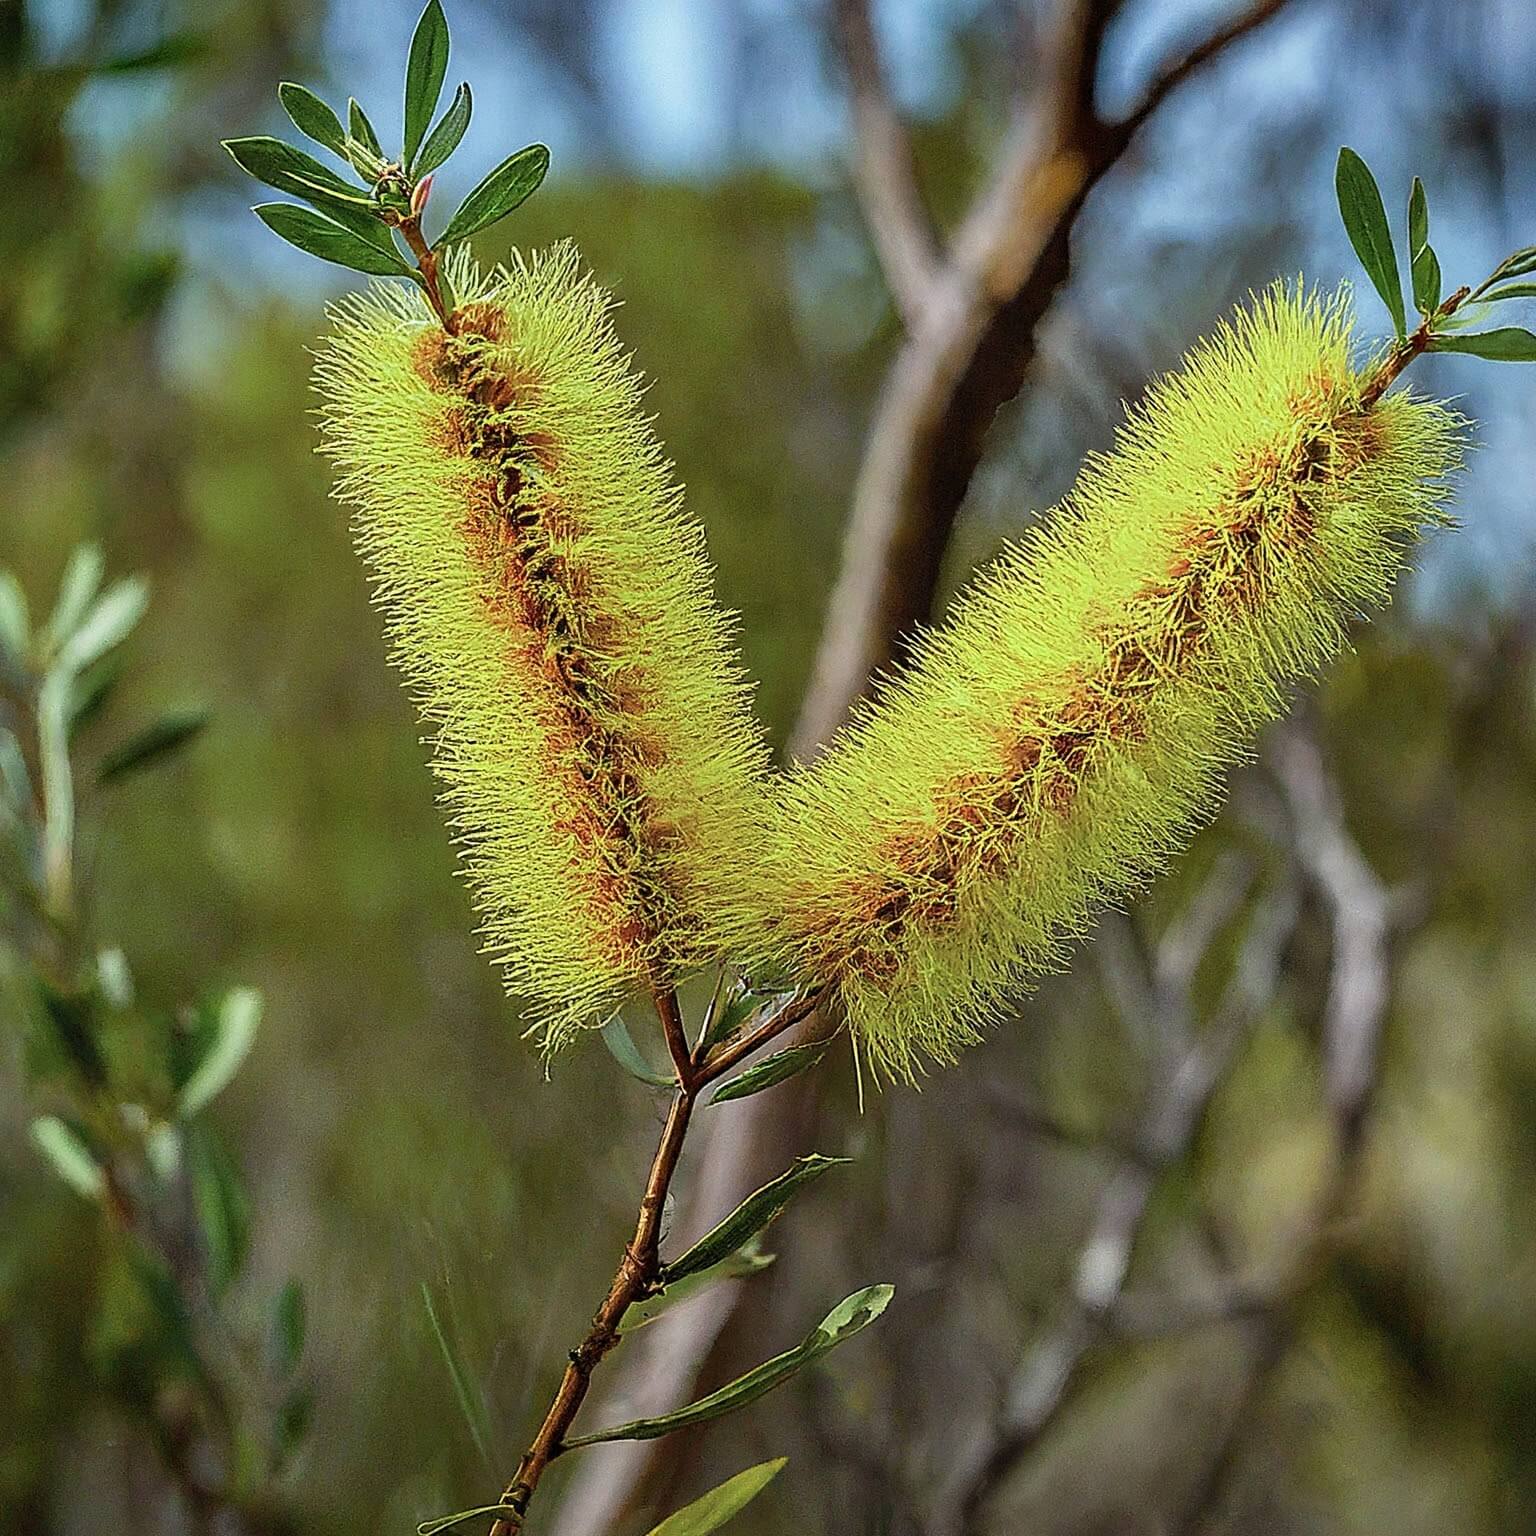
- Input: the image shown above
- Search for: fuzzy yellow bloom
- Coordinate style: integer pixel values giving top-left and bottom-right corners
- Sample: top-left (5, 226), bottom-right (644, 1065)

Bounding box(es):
top-left (316, 244), bottom-right (770, 1047)
top-left (750, 286), bottom-right (1462, 1081)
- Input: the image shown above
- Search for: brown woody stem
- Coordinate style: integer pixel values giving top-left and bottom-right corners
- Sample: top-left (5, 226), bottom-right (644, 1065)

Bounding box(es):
top-left (485, 984), bottom-right (820, 1533)
top-left (1357, 284), bottom-right (1468, 410)
top-left (398, 215), bottom-right (456, 333)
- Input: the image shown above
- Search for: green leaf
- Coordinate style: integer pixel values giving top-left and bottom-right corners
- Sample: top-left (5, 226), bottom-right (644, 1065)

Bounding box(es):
top-left (708, 1038), bottom-right (833, 1105)
top-left (1480, 245), bottom-right (1536, 293)
top-left (98, 707), bottom-right (210, 785)
top-left (348, 98), bottom-right (382, 159)
top-left (96, 948), bottom-right (134, 1008)
top-left (601, 1014), bottom-right (675, 1088)
top-left (420, 1281), bottom-right (493, 1468)
top-left (621, 1239), bottom-right (775, 1334)
top-left (30, 1115), bottom-right (105, 1199)
top-left (223, 138), bottom-right (393, 249)
top-left (564, 1285), bottom-right (894, 1450)
top-left (1428, 326), bottom-right (1536, 362)
top-left (253, 203), bottom-right (413, 279)
top-left (416, 1505), bottom-right (520, 1536)
top-left (1412, 242), bottom-right (1442, 316)
top-left (404, 0), bottom-right (451, 169)
top-left (38, 981), bottom-right (106, 1086)
top-left (187, 1124), bottom-right (251, 1293)
top-left (664, 1155), bottom-right (848, 1282)
top-left (1407, 177), bottom-right (1429, 260)
top-left (179, 987), bottom-right (262, 1116)
top-left (270, 1279), bottom-right (306, 1378)
top-left (45, 544), bottom-right (105, 657)
top-left (279, 83), bottom-right (347, 157)
top-left (436, 144), bottom-right (550, 248)
top-left (56, 578), bottom-right (147, 675)
top-left (274, 1385), bottom-right (314, 1467)
top-left (644, 1459), bottom-right (788, 1536)
top-left (1335, 147), bottom-right (1406, 339)
top-left (0, 570), bottom-right (29, 672)
top-left (415, 82), bottom-right (472, 178)
top-left (1480, 282), bottom-right (1536, 304)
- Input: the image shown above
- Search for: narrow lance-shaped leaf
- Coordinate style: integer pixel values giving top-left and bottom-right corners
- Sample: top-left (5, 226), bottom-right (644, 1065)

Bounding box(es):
top-left (98, 707), bottom-right (209, 785)
top-left (1407, 177), bottom-right (1429, 260)
top-left (600, 1014), bottom-right (674, 1088)
top-left (563, 1285), bottom-right (894, 1449)
top-left (404, 0), bottom-right (450, 168)
top-left (224, 137), bottom-right (394, 250)
top-left (1429, 327), bottom-right (1536, 362)
top-left (420, 1281), bottom-right (494, 1468)
top-left (644, 1459), bottom-right (788, 1536)
top-left (1413, 243), bottom-right (1441, 316)
top-left (1335, 147), bottom-right (1406, 338)
top-left (414, 81), bottom-right (471, 178)
top-left (708, 1037), bottom-right (833, 1105)
top-left (269, 1278), bottom-right (306, 1378)
top-left (30, 1116), bottom-right (104, 1199)
top-left (1479, 282), bottom-right (1536, 304)
top-left (348, 98), bottom-right (382, 158)
top-left (45, 544), bottom-right (105, 656)
top-left (436, 143), bottom-right (550, 248)
top-left (0, 570), bottom-right (29, 672)
top-left (179, 987), bottom-right (262, 1116)
top-left (665, 1155), bottom-right (848, 1282)
top-left (279, 83), bottom-right (347, 157)
top-left (621, 1239), bottom-right (775, 1334)
top-left (186, 1124), bottom-right (251, 1293)
top-left (57, 578), bottom-right (147, 675)
top-left (254, 204), bottom-right (414, 279)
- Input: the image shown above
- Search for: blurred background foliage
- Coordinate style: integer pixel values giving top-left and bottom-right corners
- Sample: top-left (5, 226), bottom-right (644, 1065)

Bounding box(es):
top-left (2, 0), bottom-right (1536, 1533)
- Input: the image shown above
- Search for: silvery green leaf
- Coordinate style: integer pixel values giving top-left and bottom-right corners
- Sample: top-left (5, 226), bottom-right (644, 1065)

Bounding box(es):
top-left (708, 1038), bottom-right (833, 1105)
top-left (0, 569), bottom-right (29, 672)
top-left (563, 1285), bottom-right (893, 1448)
top-left (601, 1014), bottom-right (674, 1088)
top-left (56, 578), bottom-right (148, 675)
top-left (31, 1115), bottom-right (104, 1199)
top-left (664, 1156), bottom-right (848, 1283)
top-left (620, 1239), bottom-right (775, 1334)
top-left (45, 544), bottom-right (105, 656)
top-left (178, 987), bottom-right (261, 1116)
top-left (643, 1459), bottom-right (787, 1536)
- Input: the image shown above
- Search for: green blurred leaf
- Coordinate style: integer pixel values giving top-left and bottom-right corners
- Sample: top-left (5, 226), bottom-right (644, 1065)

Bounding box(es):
top-left (665, 1155), bottom-right (848, 1282)
top-left (1428, 327), bottom-right (1536, 361)
top-left (223, 138), bottom-right (394, 250)
top-left (644, 1459), bottom-right (787, 1536)
top-left (621, 1239), bottom-right (775, 1334)
top-left (30, 1115), bottom-right (104, 1199)
top-left (187, 1124), bottom-right (251, 1293)
top-left (564, 1285), bottom-right (894, 1448)
top-left (348, 98), bottom-right (382, 159)
top-left (68, 656), bottom-right (122, 737)
top-left (56, 578), bottom-right (147, 674)
top-left (45, 544), bottom-right (105, 657)
top-left (38, 981), bottom-right (106, 1086)
top-left (270, 1279), bottom-right (306, 1378)
top-left (1336, 147), bottom-right (1406, 339)
top-left (95, 32), bottom-right (207, 73)
top-left (179, 987), bottom-right (261, 1117)
top-left (404, 0), bottom-right (451, 169)
top-left (98, 707), bottom-right (210, 785)
top-left (415, 82), bottom-right (471, 178)
top-left (420, 1281), bottom-right (493, 1468)
top-left (253, 203), bottom-right (413, 279)
top-left (274, 1385), bottom-right (314, 1468)
top-left (279, 83), bottom-right (347, 157)
top-left (0, 570), bottom-right (29, 672)
top-left (416, 1505), bottom-right (519, 1536)
top-left (97, 947), bottom-right (133, 1008)
top-left (436, 144), bottom-right (550, 248)
top-left (708, 1038), bottom-right (833, 1105)
top-left (601, 1014), bottom-right (675, 1088)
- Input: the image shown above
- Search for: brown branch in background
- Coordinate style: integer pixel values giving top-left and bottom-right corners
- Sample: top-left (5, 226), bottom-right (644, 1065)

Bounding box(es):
top-left (949, 844), bottom-right (1300, 1536)
top-left (834, 0), bottom-right (941, 330)
top-left (547, 6), bottom-right (1299, 1531)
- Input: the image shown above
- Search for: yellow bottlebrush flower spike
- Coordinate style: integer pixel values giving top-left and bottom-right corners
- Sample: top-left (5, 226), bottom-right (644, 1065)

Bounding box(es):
top-left (752, 285), bottom-right (1462, 1082)
top-left (315, 243), bottom-right (771, 1048)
